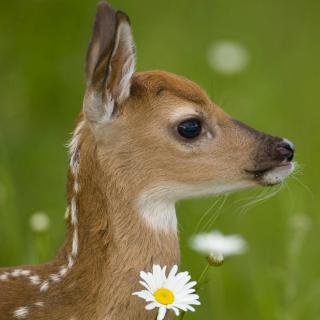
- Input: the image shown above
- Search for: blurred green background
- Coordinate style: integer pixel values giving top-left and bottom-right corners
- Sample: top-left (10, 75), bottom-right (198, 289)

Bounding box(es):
top-left (0, 0), bottom-right (319, 319)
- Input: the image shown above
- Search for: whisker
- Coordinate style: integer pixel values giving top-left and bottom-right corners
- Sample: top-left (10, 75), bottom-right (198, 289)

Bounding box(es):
top-left (194, 197), bottom-right (222, 233)
top-left (290, 176), bottom-right (314, 198)
top-left (237, 185), bottom-right (283, 216)
top-left (203, 194), bottom-right (228, 231)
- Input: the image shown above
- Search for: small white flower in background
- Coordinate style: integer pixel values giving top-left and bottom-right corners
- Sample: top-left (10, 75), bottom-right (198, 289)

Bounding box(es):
top-left (289, 214), bottom-right (311, 233)
top-left (207, 40), bottom-right (250, 75)
top-left (29, 211), bottom-right (50, 232)
top-left (190, 231), bottom-right (247, 262)
top-left (133, 265), bottom-right (200, 320)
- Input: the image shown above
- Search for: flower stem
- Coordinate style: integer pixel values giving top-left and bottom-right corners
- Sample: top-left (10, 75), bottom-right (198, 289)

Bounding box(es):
top-left (177, 263), bottom-right (211, 319)
top-left (195, 262), bottom-right (211, 290)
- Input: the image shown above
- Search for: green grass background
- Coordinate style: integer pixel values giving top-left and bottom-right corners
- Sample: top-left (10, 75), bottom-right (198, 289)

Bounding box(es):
top-left (0, 0), bottom-right (319, 319)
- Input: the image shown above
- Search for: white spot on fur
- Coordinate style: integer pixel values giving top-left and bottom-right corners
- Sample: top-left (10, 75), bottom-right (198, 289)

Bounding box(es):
top-left (0, 270), bottom-right (43, 288)
top-left (74, 181), bottom-right (80, 193)
top-left (59, 266), bottom-right (68, 277)
top-left (13, 307), bottom-right (29, 318)
top-left (34, 301), bottom-right (44, 307)
top-left (68, 255), bottom-right (74, 269)
top-left (29, 275), bottom-right (41, 285)
top-left (0, 272), bottom-right (9, 281)
top-left (70, 198), bottom-right (78, 225)
top-left (21, 270), bottom-right (31, 276)
top-left (11, 269), bottom-right (23, 277)
top-left (72, 228), bottom-right (78, 257)
top-left (40, 281), bottom-right (49, 292)
top-left (49, 274), bottom-right (61, 283)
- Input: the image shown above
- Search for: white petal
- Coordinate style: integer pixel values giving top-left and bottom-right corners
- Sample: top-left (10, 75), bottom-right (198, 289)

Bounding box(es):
top-left (167, 305), bottom-right (180, 316)
top-left (153, 265), bottom-right (166, 288)
top-left (140, 271), bottom-right (157, 292)
top-left (166, 273), bottom-right (190, 292)
top-left (145, 302), bottom-right (159, 310)
top-left (176, 298), bottom-right (200, 306)
top-left (173, 302), bottom-right (199, 311)
top-left (139, 280), bottom-right (152, 292)
top-left (182, 281), bottom-right (197, 290)
top-left (166, 272), bottom-right (187, 289)
top-left (175, 288), bottom-right (196, 297)
top-left (184, 305), bottom-right (196, 312)
top-left (175, 291), bottom-right (198, 301)
top-left (132, 290), bottom-right (155, 302)
top-left (167, 265), bottom-right (178, 282)
top-left (171, 303), bottom-right (188, 312)
top-left (157, 306), bottom-right (167, 320)
top-left (178, 293), bottom-right (200, 301)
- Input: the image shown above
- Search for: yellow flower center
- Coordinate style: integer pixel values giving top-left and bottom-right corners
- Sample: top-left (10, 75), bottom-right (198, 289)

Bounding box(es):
top-left (154, 288), bottom-right (175, 305)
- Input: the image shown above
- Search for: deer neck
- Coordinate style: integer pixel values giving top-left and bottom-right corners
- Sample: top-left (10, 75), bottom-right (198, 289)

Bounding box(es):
top-left (56, 120), bottom-right (180, 315)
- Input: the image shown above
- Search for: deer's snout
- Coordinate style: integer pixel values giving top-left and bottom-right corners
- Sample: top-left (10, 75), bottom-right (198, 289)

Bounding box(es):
top-left (275, 139), bottom-right (295, 162)
top-left (255, 136), bottom-right (295, 165)
top-left (247, 135), bottom-right (295, 185)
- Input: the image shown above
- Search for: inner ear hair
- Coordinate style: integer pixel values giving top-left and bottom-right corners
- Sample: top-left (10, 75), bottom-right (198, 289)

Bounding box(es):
top-left (106, 12), bottom-right (136, 105)
top-left (84, 2), bottom-right (136, 125)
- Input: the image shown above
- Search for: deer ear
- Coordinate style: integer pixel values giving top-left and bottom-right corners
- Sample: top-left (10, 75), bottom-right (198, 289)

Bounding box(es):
top-left (84, 2), bottom-right (136, 125)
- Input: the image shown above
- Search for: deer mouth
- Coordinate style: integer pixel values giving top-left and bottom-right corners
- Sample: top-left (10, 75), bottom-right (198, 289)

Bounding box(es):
top-left (246, 162), bottom-right (295, 186)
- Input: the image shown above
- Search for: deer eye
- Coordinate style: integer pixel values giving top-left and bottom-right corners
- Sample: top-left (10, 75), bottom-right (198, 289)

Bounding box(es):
top-left (177, 118), bottom-right (202, 139)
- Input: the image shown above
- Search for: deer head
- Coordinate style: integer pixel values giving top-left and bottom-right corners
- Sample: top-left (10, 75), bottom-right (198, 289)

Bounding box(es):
top-left (80, 2), bottom-right (295, 232)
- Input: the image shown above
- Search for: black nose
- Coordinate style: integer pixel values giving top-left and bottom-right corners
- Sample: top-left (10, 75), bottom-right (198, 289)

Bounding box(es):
top-left (276, 139), bottom-right (295, 162)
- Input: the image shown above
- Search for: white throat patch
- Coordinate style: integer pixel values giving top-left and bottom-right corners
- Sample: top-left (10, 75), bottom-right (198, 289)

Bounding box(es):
top-left (137, 179), bottom-right (256, 232)
top-left (137, 189), bottom-right (177, 232)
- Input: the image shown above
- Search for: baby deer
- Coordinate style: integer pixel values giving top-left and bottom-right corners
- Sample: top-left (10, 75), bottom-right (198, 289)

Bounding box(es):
top-left (0, 2), bottom-right (295, 320)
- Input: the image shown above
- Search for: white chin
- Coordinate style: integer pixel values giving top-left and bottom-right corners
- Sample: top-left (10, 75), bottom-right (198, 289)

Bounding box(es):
top-left (261, 162), bottom-right (295, 185)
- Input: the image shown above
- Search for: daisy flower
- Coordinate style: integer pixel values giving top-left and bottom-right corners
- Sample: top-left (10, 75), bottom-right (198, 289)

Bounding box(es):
top-left (133, 265), bottom-right (200, 320)
top-left (190, 230), bottom-right (247, 262)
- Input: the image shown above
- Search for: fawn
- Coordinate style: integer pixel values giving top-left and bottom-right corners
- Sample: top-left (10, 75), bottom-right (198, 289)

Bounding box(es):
top-left (0, 2), bottom-right (295, 320)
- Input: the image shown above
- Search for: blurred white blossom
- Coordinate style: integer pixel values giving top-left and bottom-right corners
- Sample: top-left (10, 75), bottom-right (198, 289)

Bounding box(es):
top-left (190, 231), bottom-right (247, 260)
top-left (207, 41), bottom-right (250, 75)
top-left (289, 214), bottom-right (311, 233)
top-left (29, 212), bottom-right (50, 232)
